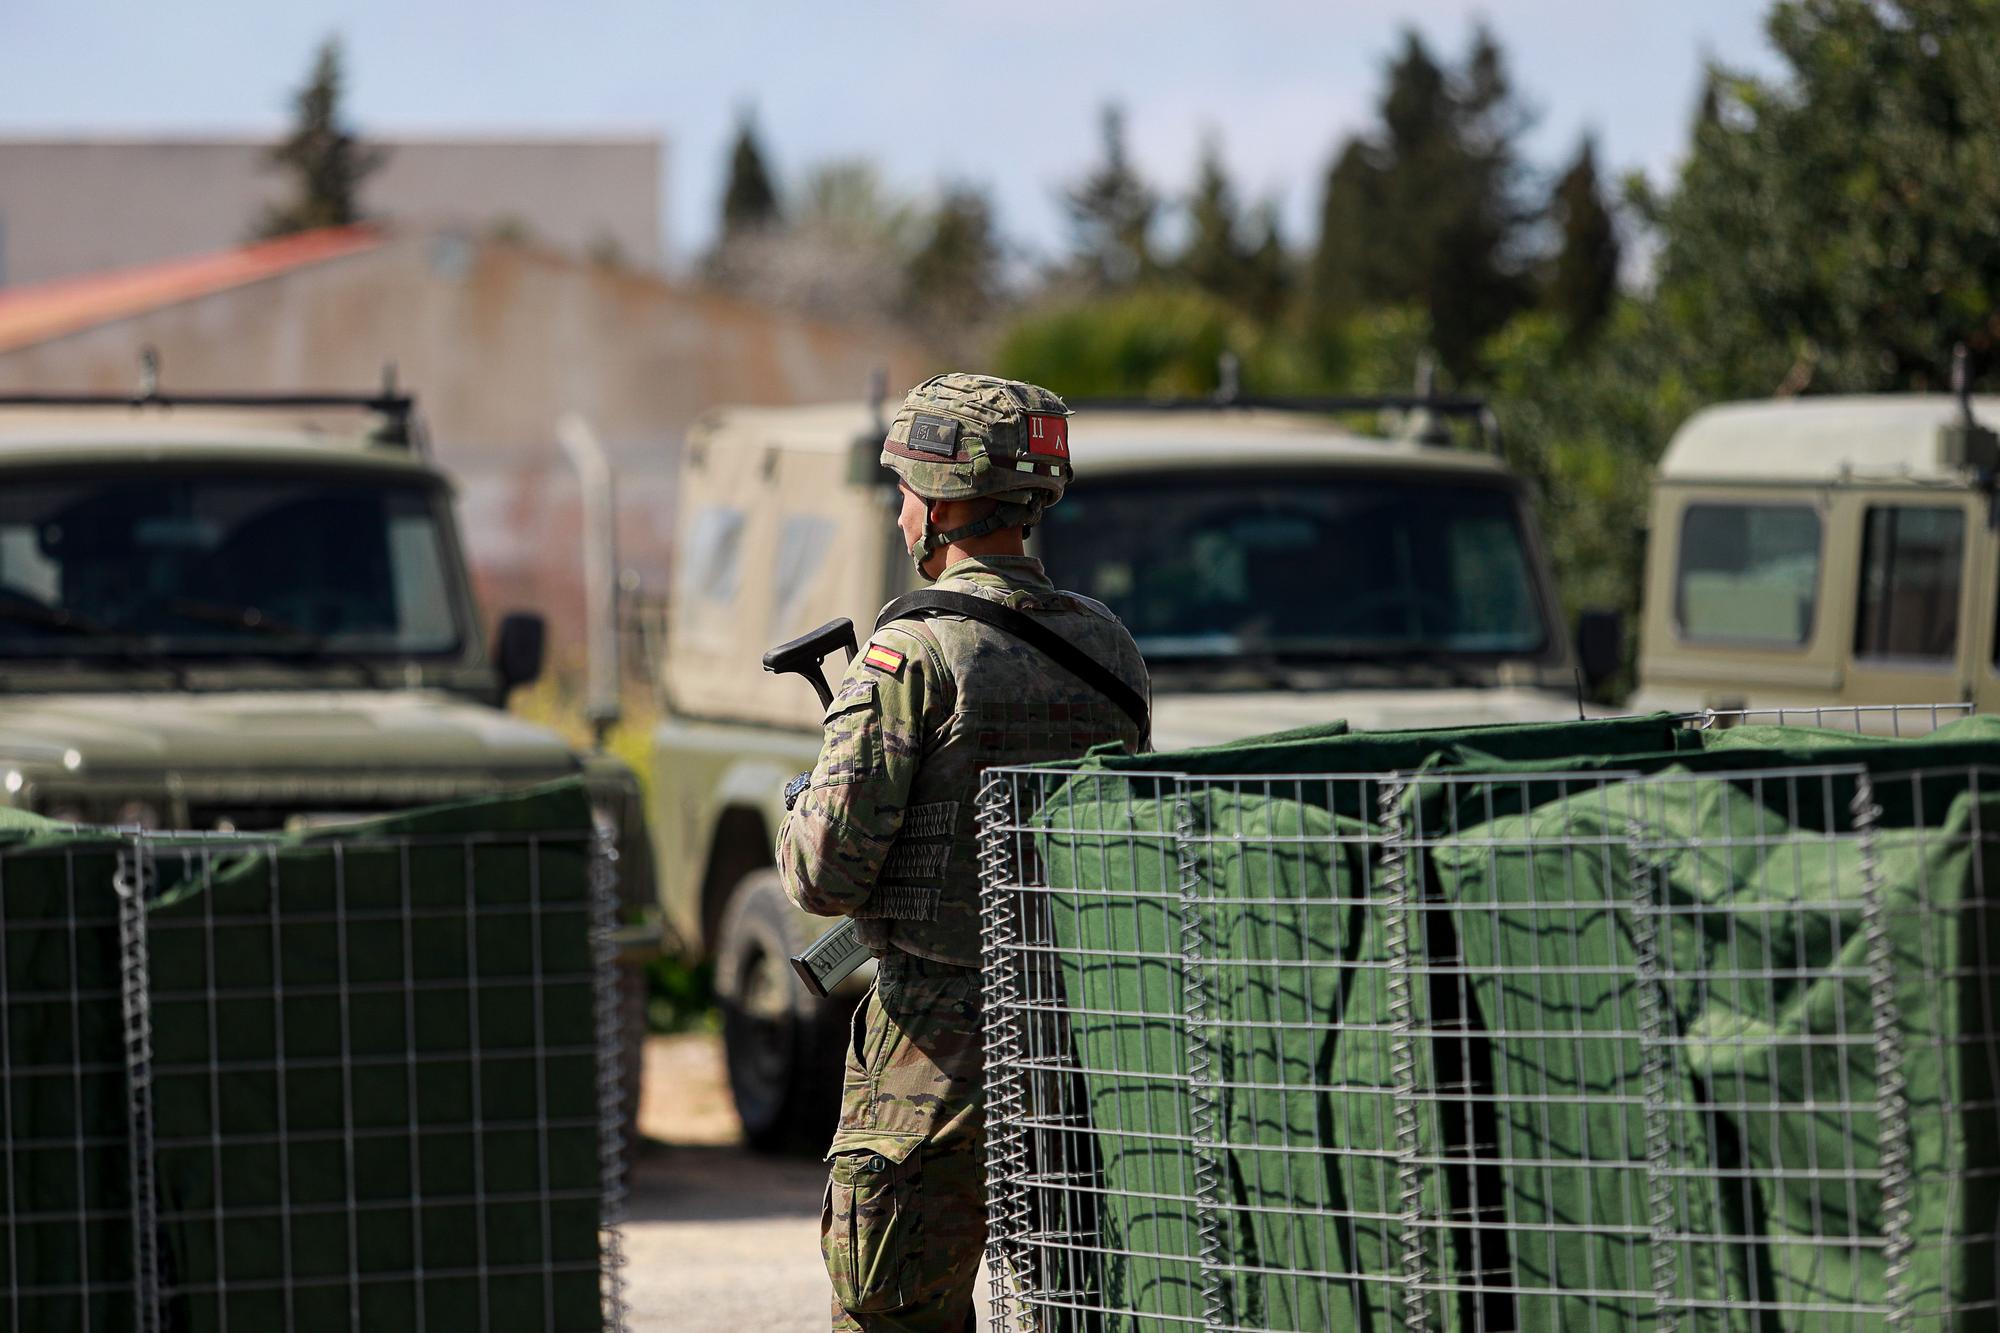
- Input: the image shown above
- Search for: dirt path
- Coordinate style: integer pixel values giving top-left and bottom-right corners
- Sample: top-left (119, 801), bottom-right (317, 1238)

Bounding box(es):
top-left (620, 1033), bottom-right (995, 1332)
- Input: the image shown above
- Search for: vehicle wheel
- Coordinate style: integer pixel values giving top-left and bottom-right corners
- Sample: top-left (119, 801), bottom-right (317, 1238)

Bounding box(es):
top-left (715, 869), bottom-right (849, 1154)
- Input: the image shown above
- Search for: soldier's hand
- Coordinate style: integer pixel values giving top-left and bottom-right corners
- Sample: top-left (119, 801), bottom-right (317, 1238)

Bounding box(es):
top-left (782, 770), bottom-right (812, 811)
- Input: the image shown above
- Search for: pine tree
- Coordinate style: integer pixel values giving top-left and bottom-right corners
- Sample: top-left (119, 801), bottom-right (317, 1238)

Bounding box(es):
top-left (1239, 203), bottom-right (1291, 325)
top-left (720, 112), bottom-right (781, 239)
top-left (1062, 106), bottom-right (1157, 290)
top-left (257, 37), bottom-right (385, 238)
top-left (1546, 137), bottom-right (1621, 344)
top-left (1180, 139), bottom-right (1246, 299)
top-left (906, 186), bottom-right (1004, 331)
top-left (1307, 25), bottom-right (1535, 377)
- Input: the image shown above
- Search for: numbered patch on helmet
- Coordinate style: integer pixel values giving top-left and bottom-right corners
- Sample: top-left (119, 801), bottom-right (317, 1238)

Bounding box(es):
top-left (1027, 413), bottom-right (1069, 458)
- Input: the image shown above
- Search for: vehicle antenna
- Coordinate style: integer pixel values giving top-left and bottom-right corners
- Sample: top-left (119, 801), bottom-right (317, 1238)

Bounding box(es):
top-left (1953, 342), bottom-right (1973, 430)
top-left (1214, 351), bottom-right (1241, 406)
top-left (867, 366), bottom-right (888, 434)
top-left (137, 345), bottom-right (160, 402)
top-left (1574, 667), bottom-right (1587, 722)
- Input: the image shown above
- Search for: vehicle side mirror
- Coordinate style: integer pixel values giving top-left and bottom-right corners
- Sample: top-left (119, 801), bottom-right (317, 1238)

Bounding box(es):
top-left (494, 611), bottom-right (546, 698)
top-left (1575, 608), bottom-right (1624, 692)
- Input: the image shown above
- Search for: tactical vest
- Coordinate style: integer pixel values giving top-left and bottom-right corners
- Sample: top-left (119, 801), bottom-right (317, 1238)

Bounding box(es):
top-left (853, 570), bottom-right (1148, 968)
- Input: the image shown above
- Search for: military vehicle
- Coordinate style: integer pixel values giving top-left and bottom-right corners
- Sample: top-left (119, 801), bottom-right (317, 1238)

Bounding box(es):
top-left (652, 386), bottom-right (1621, 1149)
top-left (0, 382), bottom-right (657, 1122)
top-left (1630, 384), bottom-right (2000, 722)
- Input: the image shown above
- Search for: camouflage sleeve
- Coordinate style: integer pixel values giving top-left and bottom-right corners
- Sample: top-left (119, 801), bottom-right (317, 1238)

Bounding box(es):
top-left (776, 624), bottom-right (947, 917)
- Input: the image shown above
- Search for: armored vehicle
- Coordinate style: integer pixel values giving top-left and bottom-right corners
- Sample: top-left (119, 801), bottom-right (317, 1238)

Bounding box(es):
top-left (653, 389), bottom-right (1618, 1148)
top-left (0, 385), bottom-right (657, 1117)
top-left (1631, 389), bottom-right (2000, 721)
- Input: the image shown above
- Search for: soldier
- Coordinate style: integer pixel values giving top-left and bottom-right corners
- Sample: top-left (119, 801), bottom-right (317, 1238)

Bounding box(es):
top-left (778, 372), bottom-right (1150, 1331)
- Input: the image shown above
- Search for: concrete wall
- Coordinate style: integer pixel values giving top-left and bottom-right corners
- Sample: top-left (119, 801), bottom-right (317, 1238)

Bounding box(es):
top-left (0, 137), bottom-right (664, 287)
top-left (0, 233), bottom-right (932, 667)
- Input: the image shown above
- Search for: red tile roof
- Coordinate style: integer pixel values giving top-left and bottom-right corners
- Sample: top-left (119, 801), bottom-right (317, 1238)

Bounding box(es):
top-left (0, 225), bottom-right (385, 353)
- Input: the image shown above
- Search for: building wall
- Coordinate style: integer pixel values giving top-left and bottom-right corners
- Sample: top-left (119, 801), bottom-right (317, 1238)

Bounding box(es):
top-left (0, 137), bottom-right (664, 287)
top-left (0, 234), bottom-right (931, 667)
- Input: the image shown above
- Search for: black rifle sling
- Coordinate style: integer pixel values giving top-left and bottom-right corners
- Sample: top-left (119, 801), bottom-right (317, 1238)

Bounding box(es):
top-left (876, 589), bottom-right (1150, 735)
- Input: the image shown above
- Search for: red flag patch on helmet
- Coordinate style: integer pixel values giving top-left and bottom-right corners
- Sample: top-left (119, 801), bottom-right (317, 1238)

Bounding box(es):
top-left (1026, 413), bottom-right (1069, 459)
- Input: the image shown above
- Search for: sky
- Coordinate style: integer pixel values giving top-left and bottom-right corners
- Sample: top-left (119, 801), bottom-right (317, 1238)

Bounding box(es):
top-left (0, 2), bottom-right (1783, 273)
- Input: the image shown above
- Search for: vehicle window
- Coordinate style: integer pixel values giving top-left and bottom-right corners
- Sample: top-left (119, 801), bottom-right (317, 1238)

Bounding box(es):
top-left (0, 472), bottom-right (462, 658)
top-left (1676, 503), bottom-right (1821, 645)
top-left (1855, 505), bottom-right (1963, 661)
top-left (770, 513), bottom-right (836, 640)
top-left (680, 506), bottom-right (746, 606)
top-left (1036, 472), bottom-right (1548, 662)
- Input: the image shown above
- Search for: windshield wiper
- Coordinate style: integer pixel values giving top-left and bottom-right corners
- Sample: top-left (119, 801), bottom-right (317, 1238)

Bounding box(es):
top-left (0, 602), bottom-right (118, 637)
top-left (166, 598), bottom-right (324, 644)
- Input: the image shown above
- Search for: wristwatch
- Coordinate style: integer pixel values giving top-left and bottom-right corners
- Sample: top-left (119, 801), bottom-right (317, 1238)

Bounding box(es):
top-left (783, 770), bottom-right (812, 811)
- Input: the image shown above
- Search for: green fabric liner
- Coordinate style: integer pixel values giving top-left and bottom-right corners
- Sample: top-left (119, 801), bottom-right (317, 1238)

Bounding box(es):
top-left (3, 780), bottom-right (606, 1333)
top-left (1027, 717), bottom-right (2000, 1331)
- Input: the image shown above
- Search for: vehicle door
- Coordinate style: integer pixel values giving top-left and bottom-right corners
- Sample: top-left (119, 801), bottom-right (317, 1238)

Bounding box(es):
top-left (1840, 489), bottom-right (1984, 710)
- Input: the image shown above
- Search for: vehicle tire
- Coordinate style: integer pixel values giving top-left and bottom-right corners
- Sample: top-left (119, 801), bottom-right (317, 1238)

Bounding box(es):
top-left (715, 869), bottom-right (849, 1154)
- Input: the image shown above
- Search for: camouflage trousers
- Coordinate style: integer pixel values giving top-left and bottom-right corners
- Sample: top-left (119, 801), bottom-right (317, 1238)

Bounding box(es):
top-left (823, 949), bottom-right (984, 1333)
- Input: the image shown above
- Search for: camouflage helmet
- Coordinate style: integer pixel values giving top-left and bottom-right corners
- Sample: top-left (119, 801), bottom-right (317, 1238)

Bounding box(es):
top-left (881, 373), bottom-right (1073, 575)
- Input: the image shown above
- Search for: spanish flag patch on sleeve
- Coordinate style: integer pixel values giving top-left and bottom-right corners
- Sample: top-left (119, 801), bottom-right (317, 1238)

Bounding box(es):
top-left (863, 643), bottom-right (906, 676)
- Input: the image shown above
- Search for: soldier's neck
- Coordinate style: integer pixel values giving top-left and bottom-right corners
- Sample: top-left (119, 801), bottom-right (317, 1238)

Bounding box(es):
top-left (925, 529), bottom-right (1026, 579)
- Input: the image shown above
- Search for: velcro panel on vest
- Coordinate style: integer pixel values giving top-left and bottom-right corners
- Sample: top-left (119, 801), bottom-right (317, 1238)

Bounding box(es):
top-left (881, 843), bottom-right (951, 880)
top-left (853, 884), bottom-right (943, 922)
top-left (902, 802), bottom-right (961, 840)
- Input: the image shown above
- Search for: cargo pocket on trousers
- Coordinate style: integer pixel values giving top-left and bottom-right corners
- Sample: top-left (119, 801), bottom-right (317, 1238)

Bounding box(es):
top-left (821, 1128), bottom-right (924, 1313)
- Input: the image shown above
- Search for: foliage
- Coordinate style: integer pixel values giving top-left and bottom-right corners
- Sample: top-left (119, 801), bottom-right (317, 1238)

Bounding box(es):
top-left (720, 110), bottom-right (782, 239)
top-left (647, 957), bottom-right (718, 1034)
top-left (1177, 139), bottom-right (1291, 322)
top-left (707, 159), bottom-right (914, 324)
top-left (1656, 0), bottom-right (2000, 394)
top-left (257, 37), bottom-right (386, 239)
top-left (905, 185), bottom-right (1007, 342)
top-left (1545, 137), bottom-right (1621, 345)
top-left (1061, 106), bottom-right (1159, 291)
top-left (1308, 25), bottom-right (1537, 378)
top-left (994, 287), bottom-right (1431, 401)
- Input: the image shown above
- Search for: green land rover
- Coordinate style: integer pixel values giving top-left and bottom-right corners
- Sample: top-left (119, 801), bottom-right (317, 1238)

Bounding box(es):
top-left (651, 388), bottom-right (1620, 1149)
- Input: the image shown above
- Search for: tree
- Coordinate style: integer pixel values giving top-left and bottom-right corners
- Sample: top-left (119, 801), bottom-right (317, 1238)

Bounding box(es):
top-left (906, 186), bottom-right (1006, 336)
top-left (1238, 204), bottom-right (1292, 326)
top-left (720, 111), bottom-right (781, 239)
top-left (1179, 139), bottom-right (1249, 300)
top-left (1546, 137), bottom-right (1621, 344)
top-left (1654, 0), bottom-right (2000, 395)
top-left (257, 37), bottom-right (385, 238)
top-left (1308, 25), bottom-right (1536, 377)
top-left (1061, 106), bottom-right (1158, 291)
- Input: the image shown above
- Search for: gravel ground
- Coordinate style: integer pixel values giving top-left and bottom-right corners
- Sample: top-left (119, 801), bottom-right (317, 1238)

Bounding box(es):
top-left (622, 1032), bottom-right (992, 1333)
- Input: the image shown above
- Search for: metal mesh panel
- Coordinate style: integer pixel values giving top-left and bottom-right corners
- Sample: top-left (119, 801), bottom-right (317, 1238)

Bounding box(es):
top-left (0, 818), bottom-right (628, 1332)
top-left (981, 747), bottom-right (2000, 1331)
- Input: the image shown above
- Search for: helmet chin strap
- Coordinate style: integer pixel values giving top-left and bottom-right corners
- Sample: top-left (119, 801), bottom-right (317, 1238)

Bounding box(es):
top-left (910, 499), bottom-right (1039, 579)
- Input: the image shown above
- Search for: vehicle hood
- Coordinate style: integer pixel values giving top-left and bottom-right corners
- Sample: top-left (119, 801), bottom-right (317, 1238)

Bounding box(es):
top-left (1150, 686), bottom-right (1604, 753)
top-left (0, 691), bottom-right (579, 778)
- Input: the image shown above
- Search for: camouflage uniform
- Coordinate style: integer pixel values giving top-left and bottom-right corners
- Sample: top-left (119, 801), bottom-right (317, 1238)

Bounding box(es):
top-left (778, 375), bottom-right (1149, 1332)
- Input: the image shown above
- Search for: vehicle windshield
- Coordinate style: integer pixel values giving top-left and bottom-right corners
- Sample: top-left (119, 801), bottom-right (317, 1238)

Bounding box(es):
top-left (0, 471), bottom-right (464, 659)
top-left (1036, 471), bottom-right (1549, 663)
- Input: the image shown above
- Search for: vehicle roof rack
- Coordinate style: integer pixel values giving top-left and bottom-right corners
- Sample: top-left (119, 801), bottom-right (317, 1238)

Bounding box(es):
top-left (0, 353), bottom-right (421, 452)
top-left (1063, 354), bottom-right (1504, 457)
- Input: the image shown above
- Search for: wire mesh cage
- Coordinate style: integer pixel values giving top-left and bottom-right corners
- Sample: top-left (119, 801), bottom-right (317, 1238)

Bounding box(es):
top-left (978, 710), bottom-right (2000, 1332)
top-left (0, 789), bottom-right (628, 1332)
